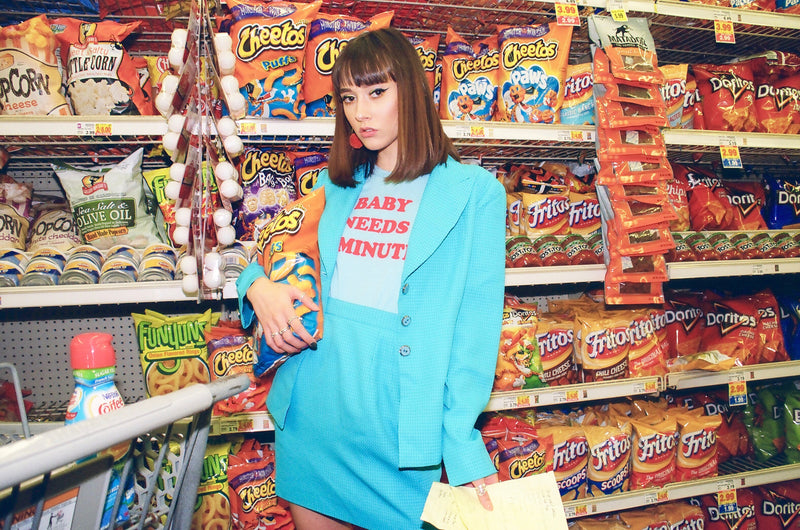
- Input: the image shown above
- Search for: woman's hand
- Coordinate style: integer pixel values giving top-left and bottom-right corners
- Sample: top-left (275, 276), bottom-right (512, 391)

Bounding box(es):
top-left (470, 473), bottom-right (499, 511)
top-left (246, 276), bottom-right (320, 353)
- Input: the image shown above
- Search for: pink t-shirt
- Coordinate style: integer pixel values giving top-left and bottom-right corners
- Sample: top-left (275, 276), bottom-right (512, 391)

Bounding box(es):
top-left (330, 167), bottom-right (428, 313)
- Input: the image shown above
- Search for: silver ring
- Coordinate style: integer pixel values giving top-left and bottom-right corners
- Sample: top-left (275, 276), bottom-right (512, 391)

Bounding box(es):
top-left (279, 325), bottom-right (291, 334)
top-left (270, 331), bottom-right (280, 338)
top-left (476, 484), bottom-right (487, 496)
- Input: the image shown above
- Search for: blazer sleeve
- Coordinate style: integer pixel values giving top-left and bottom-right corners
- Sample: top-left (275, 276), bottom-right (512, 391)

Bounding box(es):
top-left (235, 261), bottom-right (267, 329)
top-left (440, 172), bottom-right (507, 486)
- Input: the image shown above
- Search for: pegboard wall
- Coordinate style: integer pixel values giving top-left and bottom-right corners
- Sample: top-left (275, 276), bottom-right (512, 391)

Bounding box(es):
top-left (0, 300), bottom-right (235, 410)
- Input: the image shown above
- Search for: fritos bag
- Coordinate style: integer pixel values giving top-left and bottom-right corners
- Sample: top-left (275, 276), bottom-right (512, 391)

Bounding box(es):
top-left (252, 187), bottom-right (324, 377)
top-left (629, 415), bottom-right (678, 489)
top-left (584, 423), bottom-right (632, 497)
top-left (673, 411), bottom-right (722, 482)
top-left (538, 425), bottom-right (589, 501)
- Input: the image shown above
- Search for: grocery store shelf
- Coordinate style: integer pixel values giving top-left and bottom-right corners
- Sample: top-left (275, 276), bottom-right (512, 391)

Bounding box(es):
top-left (654, 0), bottom-right (800, 29)
top-left (505, 264), bottom-right (606, 286)
top-left (210, 411), bottom-right (275, 435)
top-left (667, 258), bottom-right (800, 280)
top-left (0, 115), bottom-right (168, 138)
top-left (486, 377), bottom-right (661, 412)
top-left (564, 455), bottom-right (800, 519)
top-left (666, 360), bottom-right (800, 390)
top-left (663, 129), bottom-right (800, 151)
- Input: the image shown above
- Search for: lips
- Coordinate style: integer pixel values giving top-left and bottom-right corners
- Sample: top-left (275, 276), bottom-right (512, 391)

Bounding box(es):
top-left (359, 128), bottom-right (377, 138)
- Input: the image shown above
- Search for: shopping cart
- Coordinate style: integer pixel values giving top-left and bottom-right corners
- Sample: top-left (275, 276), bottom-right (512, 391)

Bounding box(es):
top-left (0, 363), bottom-right (250, 530)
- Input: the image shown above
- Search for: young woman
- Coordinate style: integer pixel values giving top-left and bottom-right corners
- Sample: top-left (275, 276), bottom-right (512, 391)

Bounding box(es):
top-left (236, 27), bottom-right (505, 529)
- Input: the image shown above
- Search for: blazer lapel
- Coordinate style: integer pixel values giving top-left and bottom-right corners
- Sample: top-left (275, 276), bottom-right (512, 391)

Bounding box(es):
top-left (402, 159), bottom-right (471, 280)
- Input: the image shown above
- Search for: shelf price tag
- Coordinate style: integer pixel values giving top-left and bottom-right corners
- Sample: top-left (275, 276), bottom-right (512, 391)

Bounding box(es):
top-left (644, 490), bottom-right (670, 504)
top-left (607, 0), bottom-right (628, 21)
top-left (77, 122), bottom-right (113, 136)
top-left (714, 16), bottom-right (736, 44)
top-left (717, 488), bottom-right (738, 515)
top-left (238, 121), bottom-right (256, 135)
top-left (728, 374), bottom-right (748, 406)
top-left (634, 379), bottom-right (659, 394)
top-left (555, 1), bottom-right (580, 26)
top-left (720, 138), bottom-right (742, 169)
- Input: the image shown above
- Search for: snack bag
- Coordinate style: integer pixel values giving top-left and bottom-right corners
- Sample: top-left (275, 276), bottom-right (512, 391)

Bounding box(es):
top-left (743, 383), bottom-right (786, 462)
top-left (576, 309), bottom-right (631, 382)
top-left (205, 320), bottom-right (268, 417)
top-left (495, 309), bottom-right (545, 391)
top-left (481, 415), bottom-right (554, 482)
top-left (497, 22), bottom-right (573, 123)
top-left (560, 62), bottom-right (595, 125)
top-left (538, 425), bottom-right (588, 500)
top-left (303, 11), bottom-right (394, 117)
top-left (674, 411), bottom-right (723, 481)
top-left (660, 63), bottom-right (689, 128)
top-left (439, 27), bottom-right (499, 122)
top-left (288, 150), bottom-right (327, 197)
top-left (191, 439), bottom-right (232, 530)
top-left (227, 0), bottom-right (322, 119)
top-left (132, 309), bottom-right (218, 397)
top-left (252, 186), bottom-right (324, 377)
top-left (693, 62), bottom-right (758, 132)
top-left (536, 312), bottom-right (578, 386)
top-left (49, 17), bottom-right (151, 115)
top-left (237, 147), bottom-right (297, 241)
top-left (629, 415), bottom-right (678, 489)
top-left (0, 14), bottom-right (71, 116)
top-left (755, 480), bottom-right (800, 529)
top-left (588, 16), bottom-right (664, 85)
top-left (785, 381), bottom-right (800, 463)
top-left (584, 423), bottom-right (632, 497)
top-left (408, 33), bottom-right (440, 95)
top-left (698, 489), bottom-right (758, 530)
top-left (228, 440), bottom-right (292, 530)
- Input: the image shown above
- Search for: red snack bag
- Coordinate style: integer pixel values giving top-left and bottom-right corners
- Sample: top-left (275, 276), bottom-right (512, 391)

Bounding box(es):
top-left (691, 389), bottom-right (752, 462)
top-left (605, 220), bottom-right (675, 256)
top-left (589, 17), bottom-right (664, 85)
top-left (674, 163), bottom-right (737, 231)
top-left (755, 73), bottom-right (800, 134)
top-left (597, 159), bottom-right (673, 186)
top-left (751, 289), bottom-right (790, 363)
top-left (699, 292), bottom-right (760, 366)
top-left (49, 17), bottom-right (151, 115)
top-left (724, 179), bottom-right (768, 230)
top-left (596, 96), bottom-right (668, 129)
top-left (773, 231), bottom-right (800, 258)
top-left (698, 488), bottom-right (758, 530)
top-left (228, 440), bottom-right (293, 530)
top-left (506, 235), bottom-right (543, 267)
top-left (608, 193), bottom-right (678, 231)
top-left (755, 480), bottom-right (800, 529)
top-left (627, 308), bottom-right (668, 378)
top-left (604, 280), bottom-right (665, 306)
top-left (205, 320), bottom-right (268, 416)
top-left (666, 175), bottom-right (691, 232)
top-left (693, 62), bottom-right (758, 132)
top-left (597, 125), bottom-right (668, 160)
top-left (663, 290), bottom-right (706, 359)
top-left (752, 232), bottom-right (784, 259)
top-left (682, 72), bottom-right (704, 129)
top-left (481, 415), bottom-right (554, 481)
top-left (660, 63), bottom-right (689, 128)
top-left (606, 252), bottom-right (668, 284)
top-left (252, 187), bottom-right (325, 377)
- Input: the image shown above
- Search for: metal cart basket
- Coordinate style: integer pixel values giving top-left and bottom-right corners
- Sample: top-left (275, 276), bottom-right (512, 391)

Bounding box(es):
top-left (0, 368), bottom-right (250, 530)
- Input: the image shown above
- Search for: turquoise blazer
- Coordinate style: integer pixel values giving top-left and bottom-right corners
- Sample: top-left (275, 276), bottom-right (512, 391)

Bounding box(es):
top-left (238, 156), bottom-right (506, 486)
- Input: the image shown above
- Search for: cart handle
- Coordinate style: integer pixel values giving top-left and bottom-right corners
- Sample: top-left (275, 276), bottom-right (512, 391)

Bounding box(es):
top-left (0, 373), bottom-right (250, 489)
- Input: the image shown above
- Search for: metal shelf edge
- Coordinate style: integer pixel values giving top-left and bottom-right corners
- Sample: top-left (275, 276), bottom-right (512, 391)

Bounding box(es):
top-left (665, 360), bottom-right (800, 390)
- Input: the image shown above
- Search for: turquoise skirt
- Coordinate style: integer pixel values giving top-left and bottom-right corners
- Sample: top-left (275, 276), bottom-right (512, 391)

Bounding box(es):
top-left (273, 297), bottom-right (440, 529)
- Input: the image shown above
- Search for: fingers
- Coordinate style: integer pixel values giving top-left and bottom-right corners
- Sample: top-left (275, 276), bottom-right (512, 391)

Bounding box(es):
top-left (471, 479), bottom-right (494, 511)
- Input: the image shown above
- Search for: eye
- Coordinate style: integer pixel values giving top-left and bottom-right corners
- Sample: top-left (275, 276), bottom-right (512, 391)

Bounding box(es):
top-left (341, 94), bottom-right (355, 104)
top-left (370, 87), bottom-right (387, 98)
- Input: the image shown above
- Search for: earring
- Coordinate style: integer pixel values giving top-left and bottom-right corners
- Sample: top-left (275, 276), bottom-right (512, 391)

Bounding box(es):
top-left (349, 132), bottom-right (363, 149)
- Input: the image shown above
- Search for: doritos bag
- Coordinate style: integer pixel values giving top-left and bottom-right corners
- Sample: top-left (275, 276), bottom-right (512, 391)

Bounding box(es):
top-left (693, 62), bottom-right (758, 132)
top-left (252, 187), bottom-right (324, 377)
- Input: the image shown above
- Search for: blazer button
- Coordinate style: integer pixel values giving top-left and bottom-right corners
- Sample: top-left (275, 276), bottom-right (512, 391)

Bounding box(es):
top-left (401, 315), bottom-right (411, 326)
top-left (401, 283), bottom-right (409, 294)
top-left (399, 345), bottom-right (411, 356)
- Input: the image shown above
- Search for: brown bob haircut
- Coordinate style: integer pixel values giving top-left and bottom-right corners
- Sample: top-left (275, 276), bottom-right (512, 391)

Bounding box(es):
top-left (328, 27), bottom-right (459, 187)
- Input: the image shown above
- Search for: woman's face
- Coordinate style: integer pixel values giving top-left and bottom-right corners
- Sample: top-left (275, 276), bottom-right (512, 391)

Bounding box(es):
top-left (340, 79), bottom-right (399, 171)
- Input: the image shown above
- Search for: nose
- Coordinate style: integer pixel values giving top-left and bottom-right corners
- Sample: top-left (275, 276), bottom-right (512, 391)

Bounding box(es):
top-left (354, 97), bottom-right (369, 122)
